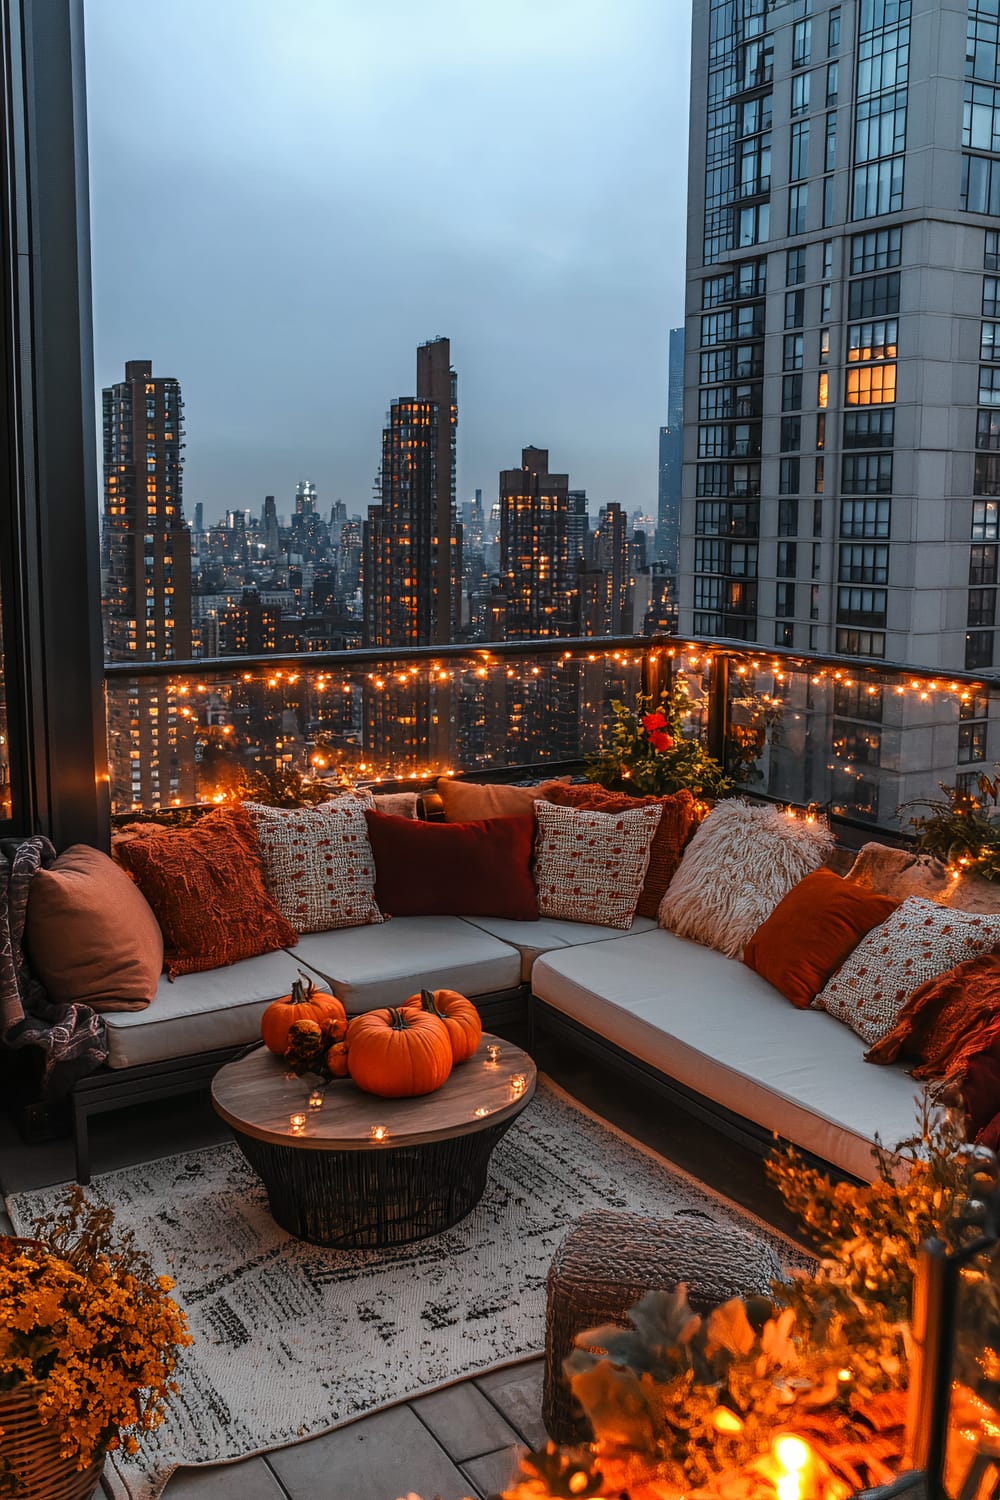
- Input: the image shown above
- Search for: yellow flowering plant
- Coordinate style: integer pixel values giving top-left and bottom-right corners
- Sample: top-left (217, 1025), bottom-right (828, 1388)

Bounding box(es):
top-left (0, 1186), bottom-right (191, 1489)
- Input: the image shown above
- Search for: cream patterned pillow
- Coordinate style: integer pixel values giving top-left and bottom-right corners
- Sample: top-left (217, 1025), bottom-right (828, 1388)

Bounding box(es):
top-left (814, 896), bottom-right (1000, 1045)
top-left (658, 798), bottom-right (834, 959)
top-left (534, 799), bottom-right (662, 929)
top-left (244, 796), bottom-right (384, 934)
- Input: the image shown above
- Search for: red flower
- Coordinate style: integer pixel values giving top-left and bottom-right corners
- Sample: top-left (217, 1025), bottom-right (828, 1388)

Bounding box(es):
top-left (641, 711), bottom-right (667, 733)
top-left (648, 730), bottom-right (674, 752)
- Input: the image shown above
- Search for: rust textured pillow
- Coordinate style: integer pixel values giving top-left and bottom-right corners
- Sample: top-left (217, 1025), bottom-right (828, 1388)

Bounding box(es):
top-left (538, 784), bottom-right (699, 918)
top-left (534, 799), bottom-right (663, 929)
top-left (365, 809), bottom-right (539, 919)
top-left (116, 806), bottom-right (298, 978)
top-left (244, 797), bottom-right (383, 934)
top-left (742, 868), bottom-right (900, 1009)
top-left (25, 845), bottom-right (164, 1010)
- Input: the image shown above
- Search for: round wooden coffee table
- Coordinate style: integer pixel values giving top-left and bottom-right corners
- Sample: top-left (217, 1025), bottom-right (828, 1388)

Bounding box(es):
top-left (211, 1034), bottom-right (536, 1248)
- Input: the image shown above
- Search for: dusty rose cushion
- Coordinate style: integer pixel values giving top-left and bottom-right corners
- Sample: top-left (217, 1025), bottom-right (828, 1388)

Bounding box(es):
top-left (116, 806), bottom-right (298, 979)
top-left (244, 797), bottom-right (384, 934)
top-left (534, 799), bottom-right (663, 929)
top-left (25, 845), bottom-right (164, 1010)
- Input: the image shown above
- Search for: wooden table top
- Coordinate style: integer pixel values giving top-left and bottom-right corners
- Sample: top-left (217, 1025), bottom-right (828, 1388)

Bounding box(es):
top-left (211, 1034), bottom-right (537, 1151)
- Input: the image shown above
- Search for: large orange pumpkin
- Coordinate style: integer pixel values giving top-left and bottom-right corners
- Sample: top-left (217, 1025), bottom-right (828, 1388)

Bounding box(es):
top-left (260, 975), bottom-right (347, 1057)
top-left (346, 1007), bottom-right (453, 1098)
top-left (402, 988), bottom-right (482, 1064)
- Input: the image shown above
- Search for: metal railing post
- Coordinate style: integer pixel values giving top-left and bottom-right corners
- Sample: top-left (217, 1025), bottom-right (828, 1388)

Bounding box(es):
top-left (641, 642), bottom-right (673, 705)
top-left (706, 652), bottom-right (730, 767)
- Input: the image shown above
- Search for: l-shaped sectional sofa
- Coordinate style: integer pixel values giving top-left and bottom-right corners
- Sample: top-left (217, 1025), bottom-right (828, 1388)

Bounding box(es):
top-left (71, 900), bottom-right (928, 1185)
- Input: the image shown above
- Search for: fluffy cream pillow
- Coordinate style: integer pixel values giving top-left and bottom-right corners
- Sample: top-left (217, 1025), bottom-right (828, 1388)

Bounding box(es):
top-left (658, 799), bottom-right (834, 959)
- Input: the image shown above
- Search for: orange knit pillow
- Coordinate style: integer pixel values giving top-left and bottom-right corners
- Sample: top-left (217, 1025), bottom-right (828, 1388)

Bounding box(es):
top-left (116, 806), bottom-right (298, 978)
top-left (537, 784), bottom-right (699, 918)
top-left (742, 867), bottom-right (900, 1009)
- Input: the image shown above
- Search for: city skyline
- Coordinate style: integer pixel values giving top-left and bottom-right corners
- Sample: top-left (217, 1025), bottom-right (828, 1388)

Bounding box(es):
top-left (82, 0), bottom-right (691, 525)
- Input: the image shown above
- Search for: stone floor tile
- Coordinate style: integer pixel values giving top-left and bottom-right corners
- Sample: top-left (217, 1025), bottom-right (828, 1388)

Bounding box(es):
top-left (159, 1456), bottom-right (286, 1496)
top-left (473, 1366), bottom-right (546, 1450)
top-left (411, 1383), bottom-right (521, 1462)
top-left (461, 1443), bottom-right (525, 1498)
top-left (268, 1404), bottom-right (473, 1500)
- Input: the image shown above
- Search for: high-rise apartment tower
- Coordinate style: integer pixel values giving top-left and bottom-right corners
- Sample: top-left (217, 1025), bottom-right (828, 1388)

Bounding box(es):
top-left (682, 0), bottom-right (1000, 814)
top-left (683, 0), bottom-right (1000, 671)
top-left (102, 359), bottom-right (194, 808)
top-left (364, 337), bottom-right (460, 647)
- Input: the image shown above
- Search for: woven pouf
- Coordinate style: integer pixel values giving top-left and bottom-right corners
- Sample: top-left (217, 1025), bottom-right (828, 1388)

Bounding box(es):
top-left (543, 1208), bottom-right (785, 1444)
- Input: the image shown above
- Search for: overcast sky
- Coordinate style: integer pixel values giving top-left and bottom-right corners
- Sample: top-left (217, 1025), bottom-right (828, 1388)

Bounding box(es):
top-left (84, 0), bottom-right (691, 526)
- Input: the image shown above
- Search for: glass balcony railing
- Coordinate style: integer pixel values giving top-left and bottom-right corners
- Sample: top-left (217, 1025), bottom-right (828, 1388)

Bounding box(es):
top-left (104, 635), bottom-right (998, 842)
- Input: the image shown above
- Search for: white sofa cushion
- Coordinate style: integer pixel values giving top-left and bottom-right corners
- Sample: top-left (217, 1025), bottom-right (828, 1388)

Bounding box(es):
top-left (291, 916), bottom-right (522, 1012)
top-left (531, 928), bottom-right (925, 1182)
top-left (462, 914), bottom-right (657, 982)
top-left (102, 947), bottom-right (318, 1069)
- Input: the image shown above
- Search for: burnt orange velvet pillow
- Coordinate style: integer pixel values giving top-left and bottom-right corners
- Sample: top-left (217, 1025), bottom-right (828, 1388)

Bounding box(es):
top-left (537, 784), bottom-right (699, 918)
top-left (116, 806), bottom-right (298, 978)
top-left (742, 867), bottom-right (900, 1009)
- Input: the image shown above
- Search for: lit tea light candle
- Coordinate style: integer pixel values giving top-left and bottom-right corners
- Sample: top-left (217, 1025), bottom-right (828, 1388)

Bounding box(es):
top-left (473, 1105), bottom-right (491, 1118)
top-left (369, 1123), bottom-right (390, 1142)
top-left (509, 1072), bottom-right (527, 1098)
top-left (289, 1113), bottom-right (307, 1134)
top-left (485, 1043), bottom-right (502, 1065)
top-left (772, 1434), bottom-right (813, 1500)
top-left (308, 1089), bottom-right (324, 1110)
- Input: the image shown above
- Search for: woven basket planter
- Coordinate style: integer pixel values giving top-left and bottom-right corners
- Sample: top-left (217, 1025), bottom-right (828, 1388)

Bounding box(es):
top-left (0, 1383), bottom-right (104, 1500)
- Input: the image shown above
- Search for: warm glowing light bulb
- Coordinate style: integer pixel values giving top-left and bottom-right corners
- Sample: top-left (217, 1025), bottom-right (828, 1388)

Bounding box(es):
top-left (771, 1433), bottom-right (812, 1500)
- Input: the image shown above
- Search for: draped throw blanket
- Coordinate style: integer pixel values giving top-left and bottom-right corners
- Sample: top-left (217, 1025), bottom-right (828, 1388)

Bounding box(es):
top-left (865, 949), bottom-right (1000, 1147)
top-left (0, 837), bottom-right (108, 1094)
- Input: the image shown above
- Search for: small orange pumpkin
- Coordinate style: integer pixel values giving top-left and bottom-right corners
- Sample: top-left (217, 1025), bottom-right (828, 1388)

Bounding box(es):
top-left (402, 988), bottom-right (482, 1064)
top-left (325, 1040), bottom-right (350, 1078)
top-left (260, 974), bottom-right (347, 1057)
top-left (346, 1006), bottom-right (453, 1098)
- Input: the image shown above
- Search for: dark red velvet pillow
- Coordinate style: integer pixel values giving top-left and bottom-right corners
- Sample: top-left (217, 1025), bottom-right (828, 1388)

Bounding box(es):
top-left (364, 810), bottom-right (539, 920)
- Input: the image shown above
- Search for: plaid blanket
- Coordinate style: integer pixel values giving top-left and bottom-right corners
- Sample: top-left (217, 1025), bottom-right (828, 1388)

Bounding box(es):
top-left (0, 837), bottom-right (108, 1095)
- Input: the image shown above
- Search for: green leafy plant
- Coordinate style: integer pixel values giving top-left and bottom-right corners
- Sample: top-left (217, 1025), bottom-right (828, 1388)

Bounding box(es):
top-left (585, 678), bottom-right (735, 799)
top-left (904, 767), bottom-right (1000, 881)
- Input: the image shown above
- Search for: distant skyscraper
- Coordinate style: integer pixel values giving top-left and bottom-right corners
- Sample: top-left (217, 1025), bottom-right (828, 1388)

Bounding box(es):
top-left (566, 489), bottom-right (590, 585)
top-left (667, 324), bottom-right (684, 428)
top-left (295, 480), bottom-right (317, 517)
top-left (579, 502), bottom-right (633, 635)
top-left (102, 358), bottom-right (194, 809)
top-left (193, 502), bottom-right (204, 536)
top-left (364, 336), bottom-right (460, 647)
top-left (262, 494), bottom-right (280, 559)
top-left (656, 326), bottom-right (684, 575)
top-left (495, 446), bottom-right (572, 638)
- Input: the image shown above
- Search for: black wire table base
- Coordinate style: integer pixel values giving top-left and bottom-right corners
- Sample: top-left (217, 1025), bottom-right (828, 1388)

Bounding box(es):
top-left (231, 1115), bottom-right (520, 1247)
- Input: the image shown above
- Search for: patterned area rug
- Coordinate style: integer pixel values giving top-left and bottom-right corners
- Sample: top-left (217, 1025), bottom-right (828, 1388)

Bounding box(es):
top-left (6, 1079), bottom-right (806, 1500)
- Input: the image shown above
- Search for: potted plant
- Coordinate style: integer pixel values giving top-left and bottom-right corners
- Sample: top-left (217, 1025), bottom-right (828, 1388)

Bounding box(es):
top-left (0, 1187), bottom-right (191, 1499)
top-left (585, 678), bottom-right (735, 800)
